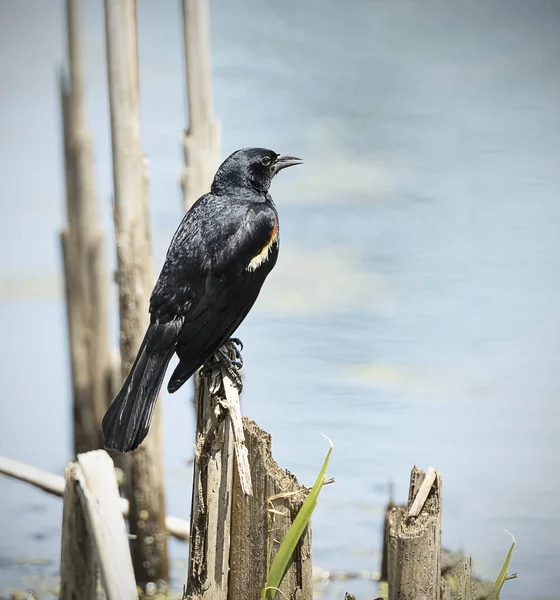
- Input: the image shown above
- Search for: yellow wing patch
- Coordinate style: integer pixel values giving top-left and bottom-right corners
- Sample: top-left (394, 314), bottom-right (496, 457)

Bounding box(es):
top-left (247, 215), bottom-right (278, 272)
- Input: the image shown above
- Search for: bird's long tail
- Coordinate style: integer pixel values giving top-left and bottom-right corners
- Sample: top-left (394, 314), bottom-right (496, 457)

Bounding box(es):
top-left (102, 320), bottom-right (180, 452)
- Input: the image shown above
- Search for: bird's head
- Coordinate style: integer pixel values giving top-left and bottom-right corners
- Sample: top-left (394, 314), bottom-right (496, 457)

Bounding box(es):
top-left (211, 147), bottom-right (303, 195)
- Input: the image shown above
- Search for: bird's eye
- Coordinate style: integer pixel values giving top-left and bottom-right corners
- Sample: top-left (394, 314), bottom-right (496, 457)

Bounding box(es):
top-left (261, 156), bottom-right (272, 166)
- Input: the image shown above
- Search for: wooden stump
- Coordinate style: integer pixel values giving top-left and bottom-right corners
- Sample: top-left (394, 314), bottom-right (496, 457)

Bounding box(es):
top-left (104, 0), bottom-right (168, 585)
top-left (60, 0), bottom-right (112, 455)
top-left (383, 466), bottom-right (442, 600)
top-left (228, 418), bottom-right (313, 600)
top-left (60, 463), bottom-right (96, 599)
top-left (184, 374), bottom-right (236, 600)
top-left (0, 455), bottom-right (190, 542)
top-left (60, 451), bottom-right (137, 600)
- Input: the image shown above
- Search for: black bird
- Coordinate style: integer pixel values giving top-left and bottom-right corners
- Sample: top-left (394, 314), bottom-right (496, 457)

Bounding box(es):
top-left (102, 147), bottom-right (303, 452)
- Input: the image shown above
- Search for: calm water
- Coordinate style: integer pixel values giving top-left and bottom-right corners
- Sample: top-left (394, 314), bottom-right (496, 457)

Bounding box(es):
top-left (1, 1), bottom-right (560, 598)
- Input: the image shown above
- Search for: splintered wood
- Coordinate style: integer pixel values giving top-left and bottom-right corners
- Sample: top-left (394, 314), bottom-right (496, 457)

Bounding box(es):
top-left (221, 369), bottom-right (253, 496)
top-left (228, 418), bottom-right (313, 600)
top-left (104, 0), bottom-right (168, 585)
top-left (0, 455), bottom-right (190, 541)
top-left (380, 466), bottom-right (499, 600)
top-left (184, 372), bottom-right (236, 600)
top-left (184, 360), bottom-right (254, 600)
top-left (60, 463), bottom-right (96, 599)
top-left (383, 466), bottom-right (443, 600)
top-left (184, 391), bottom-right (312, 600)
top-left (60, 450), bottom-right (137, 600)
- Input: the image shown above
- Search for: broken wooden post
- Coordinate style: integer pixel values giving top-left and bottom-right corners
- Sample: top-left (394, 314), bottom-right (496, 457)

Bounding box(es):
top-left (0, 455), bottom-right (190, 541)
top-left (183, 356), bottom-right (253, 600)
top-left (60, 450), bottom-right (137, 599)
top-left (381, 473), bottom-right (498, 600)
top-left (60, 0), bottom-right (112, 454)
top-left (60, 464), bottom-right (96, 599)
top-left (104, 0), bottom-right (168, 586)
top-left (228, 418), bottom-right (313, 600)
top-left (184, 372), bottom-right (235, 600)
top-left (180, 0), bottom-right (220, 212)
top-left (386, 466), bottom-right (442, 600)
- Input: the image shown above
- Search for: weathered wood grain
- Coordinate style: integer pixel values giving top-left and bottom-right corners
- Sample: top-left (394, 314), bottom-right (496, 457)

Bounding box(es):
top-left (228, 418), bottom-right (313, 600)
top-left (60, 462), bottom-right (96, 600)
top-left (389, 466), bottom-right (443, 600)
top-left (180, 0), bottom-right (220, 212)
top-left (184, 373), bottom-right (235, 600)
top-left (104, 0), bottom-right (168, 584)
top-left (60, 0), bottom-right (112, 455)
top-left (0, 455), bottom-right (189, 541)
top-left (60, 451), bottom-right (137, 599)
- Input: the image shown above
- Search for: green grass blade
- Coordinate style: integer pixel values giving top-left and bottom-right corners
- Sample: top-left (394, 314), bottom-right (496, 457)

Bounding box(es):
top-left (262, 436), bottom-right (333, 600)
top-left (495, 529), bottom-right (516, 597)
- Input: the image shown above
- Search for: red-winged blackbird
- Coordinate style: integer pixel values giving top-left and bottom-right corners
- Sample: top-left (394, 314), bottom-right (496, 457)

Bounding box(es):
top-left (102, 148), bottom-right (302, 452)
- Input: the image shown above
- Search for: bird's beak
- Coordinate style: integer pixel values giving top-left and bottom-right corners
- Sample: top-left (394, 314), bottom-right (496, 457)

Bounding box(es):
top-left (274, 155), bottom-right (304, 172)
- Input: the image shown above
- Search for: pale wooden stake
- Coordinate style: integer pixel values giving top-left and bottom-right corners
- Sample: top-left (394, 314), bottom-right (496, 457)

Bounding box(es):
top-left (104, 0), bottom-right (168, 585)
top-left (409, 466), bottom-right (437, 517)
top-left (76, 451), bottom-right (137, 599)
top-left (220, 369), bottom-right (252, 496)
top-left (389, 466), bottom-right (443, 600)
top-left (180, 0), bottom-right (220, 212)
top-left (60, 450), bottom-right (137, 599)
top-left (228, 418), bottom-right (313, 600)
top-left (60, 0), bottom-right (112, 454)
top-left (60, 464), bottom-right (96, 600)
top-left (184, 373), bottom-right (235, 600)
top-left (381, 474), bottom-right (497, 600)
top-left (0, 455), bottom-right (190, 541)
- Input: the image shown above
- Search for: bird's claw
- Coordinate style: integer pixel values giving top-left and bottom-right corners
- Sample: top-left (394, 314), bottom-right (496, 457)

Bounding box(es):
top-left (229, 337), bottom-right (243, 352)
top-left (224, 363), bottom-right (243, 392)
top-left (225, 338), bottom-right (243, 367)
top-left (200, 338), bottom-right (244, 393)
top-left (220, 337), bottom-right (244, 367)
top-left (217, 339), bottom-right (243, 392)
top-left (217, 347), bottom-right (243, 370)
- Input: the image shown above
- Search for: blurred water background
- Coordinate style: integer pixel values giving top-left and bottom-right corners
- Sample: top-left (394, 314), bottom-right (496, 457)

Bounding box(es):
top-left (1, 0), bottom-right (560, 598)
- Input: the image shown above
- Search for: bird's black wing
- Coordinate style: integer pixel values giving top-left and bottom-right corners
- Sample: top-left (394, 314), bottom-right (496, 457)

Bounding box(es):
top-left (149, 195), bottom-right (278, 392)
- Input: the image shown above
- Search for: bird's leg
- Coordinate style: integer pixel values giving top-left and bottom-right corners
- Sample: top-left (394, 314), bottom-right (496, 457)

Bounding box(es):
top-left (221, 361), bottom-right (243, 392)
top-left (200, 338), bottom-right (244, 392)
top-left (222, 338), bottom-right (243, 369)
top-left (216, 338), bottom-right (243, 391)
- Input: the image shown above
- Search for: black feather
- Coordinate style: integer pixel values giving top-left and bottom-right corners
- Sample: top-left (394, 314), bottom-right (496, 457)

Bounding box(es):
top-left (101, 147), bottom-right (301, 452)
top-left (102, 320), bottom-right (180, 452)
